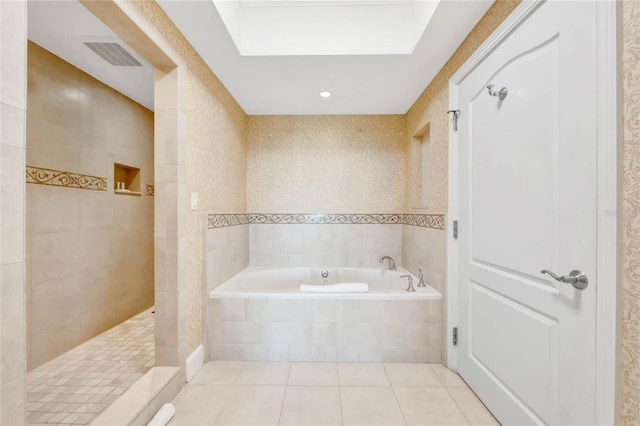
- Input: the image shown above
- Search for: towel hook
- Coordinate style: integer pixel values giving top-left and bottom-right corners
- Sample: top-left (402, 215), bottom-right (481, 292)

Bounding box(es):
top-left (487, 84), bottom-right (508, 101)
top-left (447, 109), bottom-right (461, 131)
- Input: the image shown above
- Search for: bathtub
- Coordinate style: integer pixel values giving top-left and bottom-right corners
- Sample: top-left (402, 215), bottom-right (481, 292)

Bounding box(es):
top-left (210, 266), bottom-right (442, 300)
top-left (208, 266), bottom-right (443, 363)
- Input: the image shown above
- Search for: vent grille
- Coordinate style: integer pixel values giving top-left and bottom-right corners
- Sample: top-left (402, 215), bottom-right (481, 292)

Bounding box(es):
top-left (84, 42), bottom-right (142, 66)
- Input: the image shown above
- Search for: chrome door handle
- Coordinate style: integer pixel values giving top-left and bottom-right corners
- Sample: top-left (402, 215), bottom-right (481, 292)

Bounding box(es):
top-left (540, 269), bottom-right (588, 290)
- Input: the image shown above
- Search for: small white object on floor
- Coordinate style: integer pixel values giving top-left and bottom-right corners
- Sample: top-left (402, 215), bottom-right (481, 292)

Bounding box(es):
top-left (147, 403), bottom-right (175, 426)
top-left (300, 283), bottom-right (369, 293)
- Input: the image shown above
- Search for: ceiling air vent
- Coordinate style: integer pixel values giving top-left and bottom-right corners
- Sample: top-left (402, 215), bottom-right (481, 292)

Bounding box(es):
top-left (83, 42), bottom-right (142, 66)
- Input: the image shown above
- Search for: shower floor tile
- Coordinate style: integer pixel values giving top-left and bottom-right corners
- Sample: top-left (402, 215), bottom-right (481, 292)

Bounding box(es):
top-left (26, 308), bottom-right (154, 426)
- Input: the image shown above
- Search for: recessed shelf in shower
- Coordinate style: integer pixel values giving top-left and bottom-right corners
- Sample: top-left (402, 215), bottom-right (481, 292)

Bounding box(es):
top-left (114, 163), bottom-right (141, 196)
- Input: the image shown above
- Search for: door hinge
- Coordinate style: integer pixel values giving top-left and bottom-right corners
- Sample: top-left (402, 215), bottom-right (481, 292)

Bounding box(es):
top-left (453, 327), bottom-right (458, 346)
top-left (453, 220), bottom-right (458, 239)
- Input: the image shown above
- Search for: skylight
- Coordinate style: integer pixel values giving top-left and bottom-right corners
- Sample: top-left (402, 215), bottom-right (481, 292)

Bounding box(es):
top-left (213, 0), bottom-right (440, 56)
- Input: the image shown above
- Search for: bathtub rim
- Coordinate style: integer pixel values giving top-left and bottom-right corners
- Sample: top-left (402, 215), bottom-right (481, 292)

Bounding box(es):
top-left (209, 265), bottom-right (442, 300)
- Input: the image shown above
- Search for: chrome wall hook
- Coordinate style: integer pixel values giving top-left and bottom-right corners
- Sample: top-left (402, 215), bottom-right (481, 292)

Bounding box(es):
top-left (487, 84), bottom-right (508, 101)
top-left (447, 109), bottom-right (460, 131)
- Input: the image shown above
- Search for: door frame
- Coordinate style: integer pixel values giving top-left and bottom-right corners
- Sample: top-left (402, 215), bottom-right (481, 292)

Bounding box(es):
top-left (446, 0), bottom-right (621, 424)
top-left (78, 0), bottom-right (188, 376)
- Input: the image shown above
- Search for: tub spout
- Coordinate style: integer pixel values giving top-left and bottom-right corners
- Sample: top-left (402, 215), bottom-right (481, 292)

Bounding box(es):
top-left (379, 256), bottom-right (397, 271)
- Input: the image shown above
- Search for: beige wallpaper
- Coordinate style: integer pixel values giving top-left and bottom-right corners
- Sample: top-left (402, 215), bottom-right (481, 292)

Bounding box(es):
top-left (623, 1), bottom-right (640, 423)
top-left (132, 1), bottom-right (248, 355)
top-left (26, 42), bottom-right (154, 369)
top-left (405, 0), bottom-right (521, 214)
top-left (247, 115), bottom-right (405, 213)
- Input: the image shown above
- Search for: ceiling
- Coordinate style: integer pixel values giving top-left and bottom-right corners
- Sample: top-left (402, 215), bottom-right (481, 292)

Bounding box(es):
top-left (214, 1), bottom-right (439, 56)
top-left (27, 0), bottom-right (493, 116)
top-left (158, 0), bottom-right (494, 115)
top-left (28, 1), bottom-right (154, 110)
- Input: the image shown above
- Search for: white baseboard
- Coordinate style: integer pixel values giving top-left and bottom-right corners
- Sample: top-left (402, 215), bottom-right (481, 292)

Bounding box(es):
top-left (186, 345), bottom-right (204, 382)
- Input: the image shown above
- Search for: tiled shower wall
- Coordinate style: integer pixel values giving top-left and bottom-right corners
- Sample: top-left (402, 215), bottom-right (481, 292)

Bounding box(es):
top-left (26, 42), bottom-right (154, 369)
top-left (250, 223), bottom-right (402, 267)
top-left (402, 225), bottom-right (447, 363)
top-left (0, 0), bottom-right (28, 422)
top-left (402, 225), bottom-right (447, 294)
top-left (205, 224), bottom-right (250, 295)
top-left (203, 223), bottom-right (250, 357)
top-left (204, 215), bottom-right (445, 292)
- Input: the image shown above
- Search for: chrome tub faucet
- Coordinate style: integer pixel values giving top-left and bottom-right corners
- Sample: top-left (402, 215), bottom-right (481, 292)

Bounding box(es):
top-left (379, 256), bottom-right (397, 271)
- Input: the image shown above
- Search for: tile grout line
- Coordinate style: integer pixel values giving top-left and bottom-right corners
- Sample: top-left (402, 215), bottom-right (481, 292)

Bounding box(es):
top-left (447, 383), bottom-right (502, 426)
top-left (437, 364), bottom-right (496, 425)
top-left (382, 363), bottom-right (409, 426)
top-left (212, 362), bottom-right (247, 425)
top-left (444, 386), bottom-right (473, 426)
top-left (428, 363), bottom-right (447, 387)
top-left (233, 361), bottom-right (246, 386)
top-left (336, 363), bottom-right (345, 426)
top-left (276, 362), bottom-right (293, 425)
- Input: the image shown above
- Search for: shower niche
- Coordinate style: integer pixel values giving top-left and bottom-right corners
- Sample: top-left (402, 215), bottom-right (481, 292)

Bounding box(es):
top-left (412, 123), bottom-right (432, 209)
top-left (114, 163), bottom-right (141, 195)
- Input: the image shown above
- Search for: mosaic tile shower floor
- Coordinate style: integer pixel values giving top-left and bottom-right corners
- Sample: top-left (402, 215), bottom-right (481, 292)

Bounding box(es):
top-left (26, 308), bottom-right (154, 425)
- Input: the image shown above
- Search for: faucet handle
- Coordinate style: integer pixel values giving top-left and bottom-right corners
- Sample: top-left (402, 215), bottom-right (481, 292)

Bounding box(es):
top-left (417, 269), bottom-right (426, 287)
top-left (400, 275), bottom-right (415, 292)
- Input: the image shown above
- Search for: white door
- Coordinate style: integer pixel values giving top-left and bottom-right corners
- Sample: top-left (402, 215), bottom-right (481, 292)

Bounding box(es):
top-left (454, 1), bottom-right (597, 425)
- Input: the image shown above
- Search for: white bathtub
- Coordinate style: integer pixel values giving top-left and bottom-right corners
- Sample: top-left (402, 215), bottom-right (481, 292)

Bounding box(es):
top-left (210, 266), bottom-right (442, 300)
top-left (208, 266), bottom-right (443, 363)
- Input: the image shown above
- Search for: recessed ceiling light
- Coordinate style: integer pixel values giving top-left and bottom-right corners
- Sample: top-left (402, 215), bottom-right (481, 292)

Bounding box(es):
top-left (319, 91), bottom-right (331, 98)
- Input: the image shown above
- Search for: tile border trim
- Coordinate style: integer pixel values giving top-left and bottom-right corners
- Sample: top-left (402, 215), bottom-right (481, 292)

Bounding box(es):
top-left (251, 213), bottom-right (403, 226)
top-left (403, 214), bottom-right (446, 230)
top-left (26, 165), bottom-right (107, 191)
top-left (207, 213), bottom-right (445, 230)
top-left (207, 214), bottom-right (250, 229)
top-left (146, 184), bottom-right (155, 196)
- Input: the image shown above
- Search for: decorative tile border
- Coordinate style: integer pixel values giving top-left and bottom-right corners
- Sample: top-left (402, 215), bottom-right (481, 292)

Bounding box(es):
top-left (146, 184), bottom-right (154, 196)
top-left (250, 213), bottom-right (403, 225)
top-left (207, 214), bottom-right (250, 229)
top-left (403, 214), bottom-right (446, 230)
top-left (207, 213), bottom-right (445, 230)
top-left (26, 166), bottom-right (107, 191)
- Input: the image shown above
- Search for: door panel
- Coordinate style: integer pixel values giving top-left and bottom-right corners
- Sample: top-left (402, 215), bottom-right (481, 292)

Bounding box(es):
top-left (455, 2), bottom-right (597, 425)
top-left (470, 35), bottom-right (559, 277)
top-left (470, 282), bottom-right (558, 422)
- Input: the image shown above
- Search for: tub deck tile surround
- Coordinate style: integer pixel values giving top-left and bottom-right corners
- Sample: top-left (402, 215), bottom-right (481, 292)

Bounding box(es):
top-left (206, 213), bottom-right (446, 363)
top-left (209, 298), bottom-right (442, 363)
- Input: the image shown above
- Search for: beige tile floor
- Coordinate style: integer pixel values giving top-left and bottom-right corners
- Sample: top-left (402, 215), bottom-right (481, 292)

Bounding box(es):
top-left (26, 308), bottom-right (154, 425)
top-left (170, 361), bottom-right (500, 426)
